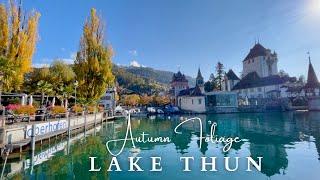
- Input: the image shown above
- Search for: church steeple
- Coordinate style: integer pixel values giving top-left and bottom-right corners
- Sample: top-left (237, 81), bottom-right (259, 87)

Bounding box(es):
top-left (196, 68), bottom-right (204, 86)
top-left (305, 54), bottom-right (320, 90)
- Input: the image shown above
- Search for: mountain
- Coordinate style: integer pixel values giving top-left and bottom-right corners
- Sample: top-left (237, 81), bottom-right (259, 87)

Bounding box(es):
top-left (112, 65), bottom-right (195, 94)
top-left (124, 66), bottom-right (196, 85)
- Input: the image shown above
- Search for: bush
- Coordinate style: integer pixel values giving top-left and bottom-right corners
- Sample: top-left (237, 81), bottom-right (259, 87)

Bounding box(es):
top-left (8, 98), bottom-right (20, 104)
top-left (87, 106), bottom-right (97, 114)
top-left (6, 104), bottom-right (20, 111)
top-left (13, 105), bottom-right (36, 115)
top-left (50, 106), bottom-right (66, 115)
top-left (72, 105), bottom-right (83, 113)
top-left (98, 106), bottom-right (104, 112)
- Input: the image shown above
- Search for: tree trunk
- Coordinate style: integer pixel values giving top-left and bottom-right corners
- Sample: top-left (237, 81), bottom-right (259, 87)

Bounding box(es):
top-left (41, 93), bottom-right (44, 106)
top-left (52, 97), bottom-right (56, 107)
top-left (65, 99), bottom-right (68, 109)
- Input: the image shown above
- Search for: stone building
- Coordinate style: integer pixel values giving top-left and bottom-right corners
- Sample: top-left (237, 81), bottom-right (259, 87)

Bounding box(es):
top-left (304, 56), bottom-right (320, 111)
top-left (170, 71), bottom-right (189, 105)
top-left (242, 43), bottom-right (278, 78)
top-left (224, 69), bottom-right (240, 91)
top-left (231, 43), bottom-right (290, 99)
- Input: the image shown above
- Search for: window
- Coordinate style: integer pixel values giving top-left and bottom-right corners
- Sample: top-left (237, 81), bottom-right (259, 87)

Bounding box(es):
top-left (250, 88), bottom-right (254, 92)
top-left (258, 87), bottom-right (262, 92)
top-left (198, 98), bottom-right (202, 104)
top-left (192, 99), bottom-right (194, 104)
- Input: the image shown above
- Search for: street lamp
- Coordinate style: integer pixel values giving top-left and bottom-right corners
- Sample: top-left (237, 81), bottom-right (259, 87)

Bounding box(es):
top-left (0, 71), bottom-right (4, 106)
top-left (74, 80), bottom-right (78, 107)
top-left (0, 71), bottom-right (4, 127)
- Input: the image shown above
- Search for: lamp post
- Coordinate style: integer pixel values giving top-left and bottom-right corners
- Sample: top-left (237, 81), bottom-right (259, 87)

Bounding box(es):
top-left (74, 80), bottom-right (78, 107)
top-left (0, 72), bottom-right (4, 127)
top-left (0, 72), bottom-right (3, 106)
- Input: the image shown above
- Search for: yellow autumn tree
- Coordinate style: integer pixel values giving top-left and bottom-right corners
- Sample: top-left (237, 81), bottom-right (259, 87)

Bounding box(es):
top-left (74, 8), bottom-right (114, 105)
top-left (0, 0), bottom-right (40, 91)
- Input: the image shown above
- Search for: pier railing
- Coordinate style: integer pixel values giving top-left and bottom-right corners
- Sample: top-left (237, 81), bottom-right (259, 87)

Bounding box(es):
top-left (0, 108), bottom-right (118, 153)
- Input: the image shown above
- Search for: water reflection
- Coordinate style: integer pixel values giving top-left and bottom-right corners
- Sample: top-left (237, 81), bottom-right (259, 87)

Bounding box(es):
top-left (1, 112), bottom-right (320, 179)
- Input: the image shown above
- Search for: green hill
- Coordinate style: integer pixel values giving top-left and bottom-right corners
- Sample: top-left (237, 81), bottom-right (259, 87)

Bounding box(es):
top-left (112, 65), bottom-right (195, 94)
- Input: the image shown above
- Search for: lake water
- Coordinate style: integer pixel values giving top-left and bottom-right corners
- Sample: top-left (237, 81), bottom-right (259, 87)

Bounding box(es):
top-left (1, 112), bottom-right (320, 180)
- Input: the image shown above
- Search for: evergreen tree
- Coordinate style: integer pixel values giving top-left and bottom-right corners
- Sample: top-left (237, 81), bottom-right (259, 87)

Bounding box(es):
top-left (204, 73), bottom-right (216, 92)
top-left (74, 8), bottom-right (114, 105)
top-left (215, 61), bottom-right (225, 91)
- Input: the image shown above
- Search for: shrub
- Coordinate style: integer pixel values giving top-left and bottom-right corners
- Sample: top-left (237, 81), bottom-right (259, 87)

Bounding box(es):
top-left (72, 105), bottom-right (83, 113)
top-left (8, 98), bottom-right (20, 104)
top-left (98, 106), bottom-right (104, 112)
top-left (87, 106), bottom-right (97, 114)
top-left (13, 105), bottom-right (36, 115)
top-left (6, 104), bottom-right (20, 111)
top-left (51, 106), bottom-right (66, 115)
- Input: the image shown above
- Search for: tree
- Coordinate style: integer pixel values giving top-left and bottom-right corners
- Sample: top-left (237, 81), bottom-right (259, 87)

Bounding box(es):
top-left (139, 95), bottom-right (153, 106)
top-left (24, 66), bottom-right (51, 98)
top-left (0, 1), bottom-right (40, 91)
top-left (57, 84), bottom-right (74, 108)
top-left (215, 61), bottom-right (225, 91)
top-left (36, 80), bottom-right (53, 106)
top-left (124, 94), bottom-right (140, 107)
top-left (279, 69), bottom-right (289, 77)
top-left (49, 60), bottom-right (75, 106)
top-left (298, 75), bottom-right (306, 84)
top-left (50, 60), bottom-right (75, 84)
top-left (74, 8), bottom-right (114, 105)
top-left (204, 73), bottom-right (216, 92)
top-left (153, 95), bottom-right (170, 106)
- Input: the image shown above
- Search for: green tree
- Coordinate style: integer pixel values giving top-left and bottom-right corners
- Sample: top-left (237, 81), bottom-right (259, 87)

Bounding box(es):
top-left (215, 61), bottom-right (225, 91)
top-left (204, 73), bottom-right (216, 92)
top-left (49, 60), bottom-right (75, 106)
top-left (0, 1), bottom-right (40, 91)
top-left (36, 80), bottom-right (53, 106)
top-left (74, 8), bottom-right (114, 105)
top-left (50, 60), bottom-right (75, 84)
top-left (57, 84), bottom-right (74, 108)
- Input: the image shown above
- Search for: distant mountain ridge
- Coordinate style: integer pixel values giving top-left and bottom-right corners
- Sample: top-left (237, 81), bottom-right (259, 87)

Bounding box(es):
top-left (124, 66), bottom-right (196, 85)
top-left (112, 64), bottom-right (195, 94)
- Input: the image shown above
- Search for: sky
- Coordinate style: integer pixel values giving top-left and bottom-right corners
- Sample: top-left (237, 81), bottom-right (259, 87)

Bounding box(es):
top-left (1, 0), bottom-right (320, 80)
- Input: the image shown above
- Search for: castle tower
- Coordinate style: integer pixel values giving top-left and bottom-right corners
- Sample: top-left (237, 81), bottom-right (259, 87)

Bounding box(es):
top-left (196, 68), bottom-right (204, 93)
top-left (170, 71), bottom-right (189, 105)
top-left (242, 43), bottom-right (278, 78)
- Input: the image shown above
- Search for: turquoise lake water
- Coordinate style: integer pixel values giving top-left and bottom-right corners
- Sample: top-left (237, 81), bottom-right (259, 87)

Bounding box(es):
top-left (1, 112), bottom-right (320, 180)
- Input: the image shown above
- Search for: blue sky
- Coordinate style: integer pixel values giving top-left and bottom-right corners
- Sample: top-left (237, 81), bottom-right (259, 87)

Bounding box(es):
top-left (2, 0), bottom-right (320, 80)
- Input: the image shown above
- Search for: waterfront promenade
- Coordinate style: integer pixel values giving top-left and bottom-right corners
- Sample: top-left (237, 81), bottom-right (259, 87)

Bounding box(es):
top-left (0, 111), bottom-right (124, 155)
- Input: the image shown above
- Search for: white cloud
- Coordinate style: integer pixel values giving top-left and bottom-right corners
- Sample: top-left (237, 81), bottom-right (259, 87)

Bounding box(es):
top-left (61, 58), bottom-right (74, 64)
top-left (33, 63), bottom-right (50, 68)
top-left (33, 52), bottom-right (76, 67)
top-left (129, 60), bottom-right (146, 68)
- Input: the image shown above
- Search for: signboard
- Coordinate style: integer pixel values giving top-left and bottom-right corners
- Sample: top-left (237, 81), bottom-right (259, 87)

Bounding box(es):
top-left (26, 120), bottom-right (68, 138)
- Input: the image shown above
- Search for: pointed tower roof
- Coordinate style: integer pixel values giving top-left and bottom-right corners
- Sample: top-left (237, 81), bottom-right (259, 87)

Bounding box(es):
top-left (197, 68), bottom-right (203, 79)
top-left (226, 69), bottom-right (240, 80)
top-left (244, 43), bottom-right (268, 61)
top-left (196, 68), bottom-right (204, 86)
top-left (171, 71), bottom-right (188, 83)
top-left (305, 57), bottom-right (320, 89)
